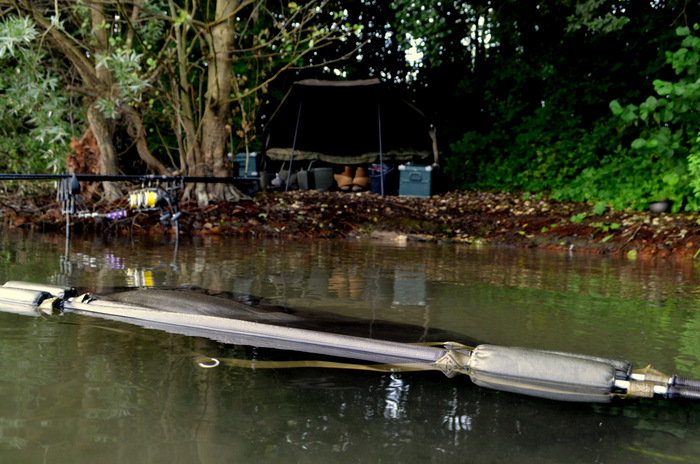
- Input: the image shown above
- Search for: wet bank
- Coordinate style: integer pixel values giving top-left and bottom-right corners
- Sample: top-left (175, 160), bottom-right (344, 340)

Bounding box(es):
top-left (1, 189), bottom-right (699, 260)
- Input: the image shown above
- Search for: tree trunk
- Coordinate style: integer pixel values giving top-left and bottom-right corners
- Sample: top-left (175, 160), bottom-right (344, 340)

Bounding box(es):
top-left (87, 105), bottom-right (121, 201)
top-left (170, 0), bottom-right (204, 201)
top-left (198, 0), bottom-right (247, 204)
top-left (89, 0), bottom-right (121, 201)
top-left (122, 105), bottom-right (172, 175)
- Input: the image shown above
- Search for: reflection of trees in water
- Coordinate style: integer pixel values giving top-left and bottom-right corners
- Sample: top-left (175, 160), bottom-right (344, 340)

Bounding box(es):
top-left (37, 233), bottom-right (700, 306)
top-left (5, 231), bottom-right (698, 372)
top-left (4, 230), bottom-right (700, 303)
top-left (2, 319), bottom-right (696, 463)
top-left (5, 234), bottom-right (700, 461)
top-left (32, 235), bottom-right (700, 374)
top-left (452, 246), bottom-right (700, 304)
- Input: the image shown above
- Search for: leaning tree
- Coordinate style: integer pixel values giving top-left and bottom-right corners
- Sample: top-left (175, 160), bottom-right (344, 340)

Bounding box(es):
top-left (0, 0), bottom-right (362, 203)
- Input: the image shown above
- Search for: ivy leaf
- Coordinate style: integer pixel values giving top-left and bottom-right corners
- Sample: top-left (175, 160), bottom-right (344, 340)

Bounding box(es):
top-left (621, 104), bottom-right (638, 122)
top-left (609, 99), bottom-right (623, 115)
top-left (663, 172), bottom-right (680, 186)
top-left (631, 138), bottom-right (647, 150)
top-left (592, 202), bottom-right (607, 215)
top-left (653, 79), bottom-right (673, 96)
top-left (676, 26), bottom-right (691, 37)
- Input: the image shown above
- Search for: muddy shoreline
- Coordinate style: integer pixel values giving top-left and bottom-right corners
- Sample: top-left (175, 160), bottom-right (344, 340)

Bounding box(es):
top-left (1, 189), bottom-right (698, 260)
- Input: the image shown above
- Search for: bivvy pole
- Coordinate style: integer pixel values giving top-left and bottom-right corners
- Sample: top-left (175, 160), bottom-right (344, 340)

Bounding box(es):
top-left (2, 281), bottom-right (700, 403)
top-left (285, 100), bottom-right (303, 192)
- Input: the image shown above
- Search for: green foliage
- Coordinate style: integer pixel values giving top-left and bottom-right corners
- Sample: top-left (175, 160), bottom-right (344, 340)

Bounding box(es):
top-left (673, 25), bottom-right (700, 200)
top-left (442, 1), bottom-right (632, 200)
top-left (606, 24), bottom-right (700, 210)
top-left (571, 213), bottom-right (587, 224)
top-left (592, 202), bottom-right (607, 216)
top-left (0, 16), bottom-right (37, 58)
top-left (95, 48), bottom-right (151, 119)
top-left (609, 32), bottom-right (699, 160)
top-left (551, 148), bottom-right (696, 212)
top-left (0, 16), bottom-right (74, 173)
top-left (444, 7), bottom-right (698, 213)
top-left (589, 221), bottom-right (619, 234)
top-left (566, 0), bottom-right (630, 34)
top-left (391, 0), bottom-right (494, 69)
top-left (86, 0), bottom-right (165, 121)
top-left (447, 109), bottom-right (616, 195)
top-left (690, 131), bottom-right (700, 198)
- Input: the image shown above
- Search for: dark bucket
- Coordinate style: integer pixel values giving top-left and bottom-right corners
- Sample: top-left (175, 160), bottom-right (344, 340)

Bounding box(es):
top-left (370, 164), bottom-right (398, 195)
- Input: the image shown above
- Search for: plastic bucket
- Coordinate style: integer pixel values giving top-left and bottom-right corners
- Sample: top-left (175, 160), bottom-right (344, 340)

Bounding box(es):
top-left (312, 168), bottom-right (333, 191)
top-left (298, 170), bottom-right (314, 190)
top-left (370, 164), bottom-right (397, 195)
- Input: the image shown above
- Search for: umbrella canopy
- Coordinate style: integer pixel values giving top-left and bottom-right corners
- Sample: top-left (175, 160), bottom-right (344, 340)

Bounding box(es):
top-left (263, 79), bottom-right (438, 166)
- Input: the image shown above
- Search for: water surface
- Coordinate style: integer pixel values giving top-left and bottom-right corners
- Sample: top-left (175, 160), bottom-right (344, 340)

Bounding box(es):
top-left (1, 229), bottom-right (699, 463)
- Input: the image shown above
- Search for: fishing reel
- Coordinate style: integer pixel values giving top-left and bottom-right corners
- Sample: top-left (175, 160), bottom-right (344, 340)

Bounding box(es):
top-left (55, 174), bottom-right (183, 241)
top-left (128, 183), bottom-right (182, 232)
top-left (129, 187), bottom-right (169, 211)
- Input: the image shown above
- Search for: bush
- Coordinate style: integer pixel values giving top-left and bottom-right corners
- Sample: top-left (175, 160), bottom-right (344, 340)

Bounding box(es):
top-left (446, 24), bottom-right (700, 213)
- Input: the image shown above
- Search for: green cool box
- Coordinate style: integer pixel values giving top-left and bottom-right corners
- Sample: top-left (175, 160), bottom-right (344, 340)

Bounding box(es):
top-left (399, 165), bottom-right (433, 198)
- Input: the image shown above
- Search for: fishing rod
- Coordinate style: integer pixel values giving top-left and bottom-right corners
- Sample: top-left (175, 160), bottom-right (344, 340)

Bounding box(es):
top-left (50, 173), bottom-right (188, 242)
top-left (1, 281), bottom-right (699, 403)
top-left (0, 173), bottom-right (257, 183)
top-left (1, 172), bottom-right (256, 241)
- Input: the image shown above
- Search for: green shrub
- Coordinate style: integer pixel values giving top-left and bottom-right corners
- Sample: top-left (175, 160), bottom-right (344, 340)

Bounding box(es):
top-left (446, 24), bottom-right (700, 213)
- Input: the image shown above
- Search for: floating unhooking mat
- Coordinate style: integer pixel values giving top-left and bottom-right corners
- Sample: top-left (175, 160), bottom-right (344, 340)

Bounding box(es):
top-left (1, 281), bottom-right (699, 403)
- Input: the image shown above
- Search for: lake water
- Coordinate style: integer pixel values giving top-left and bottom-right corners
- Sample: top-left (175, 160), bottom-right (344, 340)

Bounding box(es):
top-left (1, 229), bottom-right (699, 463)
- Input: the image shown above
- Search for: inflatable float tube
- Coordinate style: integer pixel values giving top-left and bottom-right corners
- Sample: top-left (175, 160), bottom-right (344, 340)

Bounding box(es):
top-left (1, 281), bottom-right (699, 403)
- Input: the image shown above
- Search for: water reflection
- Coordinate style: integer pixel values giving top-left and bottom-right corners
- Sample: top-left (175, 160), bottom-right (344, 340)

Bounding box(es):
top-left (2, 230), bottom-right (700, 462)
top-left (21, 231), bottom-right (700, 312)
top-left (2, 230), bottom-right (697, 375)
top-left (31, 234), bottom-right (699, 371)
top-left (383, 374), bottom-right (407, 420)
